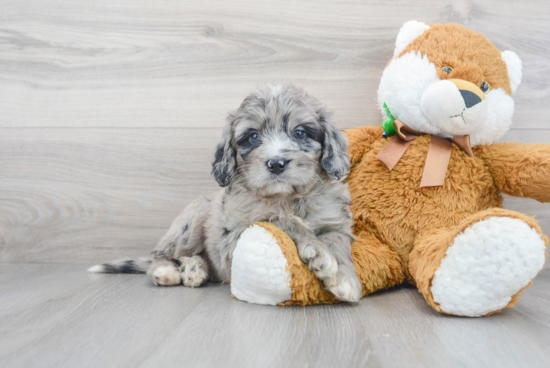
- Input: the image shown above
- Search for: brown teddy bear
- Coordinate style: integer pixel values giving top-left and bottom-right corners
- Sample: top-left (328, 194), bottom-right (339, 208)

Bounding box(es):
top-left (230, 21), bottom-right (550, 317)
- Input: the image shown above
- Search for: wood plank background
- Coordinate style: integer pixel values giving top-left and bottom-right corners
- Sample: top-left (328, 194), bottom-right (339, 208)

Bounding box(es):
top-left (1, 0), bottom-right (549, 263)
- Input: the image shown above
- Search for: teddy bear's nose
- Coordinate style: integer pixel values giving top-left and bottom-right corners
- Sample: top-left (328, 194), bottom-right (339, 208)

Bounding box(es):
top-left (460, 90), bottom-right (483, 108)
top-left (448, 79), bottom-right (485, 109)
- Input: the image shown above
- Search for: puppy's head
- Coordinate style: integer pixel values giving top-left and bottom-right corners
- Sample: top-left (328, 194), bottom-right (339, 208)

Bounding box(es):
top-left (212, 84), bottom-right (349, 197)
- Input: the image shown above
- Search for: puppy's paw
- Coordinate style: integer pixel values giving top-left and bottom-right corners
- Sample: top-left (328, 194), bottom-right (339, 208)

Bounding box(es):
top-left (147, 263), bottom-right (182, 286)
top-left (179, 256), bottom-right (209, 288)
top-left (326, 270), bottom-right (362, 302)
top-left (298, 240), bottom-right (338, 280)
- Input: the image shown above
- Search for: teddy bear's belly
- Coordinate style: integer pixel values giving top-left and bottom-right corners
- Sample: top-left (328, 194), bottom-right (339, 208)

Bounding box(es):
top-left (347, 136), bottom-right (502, 256)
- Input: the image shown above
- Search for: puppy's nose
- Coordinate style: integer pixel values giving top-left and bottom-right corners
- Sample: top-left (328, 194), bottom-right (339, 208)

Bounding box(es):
top-left (266, 158), bottom-right (289, 175)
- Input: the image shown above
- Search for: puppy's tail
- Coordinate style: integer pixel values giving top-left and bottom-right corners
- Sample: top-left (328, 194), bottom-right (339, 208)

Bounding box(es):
top-left (88, 257), bottom-right (152, 274)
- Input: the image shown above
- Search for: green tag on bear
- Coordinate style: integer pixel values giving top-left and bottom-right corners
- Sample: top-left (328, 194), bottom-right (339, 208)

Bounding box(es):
top-left (381, 102), bottom-right (397, 137)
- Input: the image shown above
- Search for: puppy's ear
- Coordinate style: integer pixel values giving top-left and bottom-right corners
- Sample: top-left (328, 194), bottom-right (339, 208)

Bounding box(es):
top-left (211, 113), bottom-right (237, 187)
top-left (319, 109), bottom-right (350, 181)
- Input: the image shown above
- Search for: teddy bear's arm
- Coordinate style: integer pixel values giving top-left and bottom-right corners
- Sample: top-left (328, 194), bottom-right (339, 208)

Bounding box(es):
top-left (475, 142), bottom-right (550, 203)
top-left (345, 125), bottom-right (385, 165)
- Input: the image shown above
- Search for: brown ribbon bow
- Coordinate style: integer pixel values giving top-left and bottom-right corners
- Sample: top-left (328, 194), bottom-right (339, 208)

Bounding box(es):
top-left (376, 120), bottom-right (473, 187)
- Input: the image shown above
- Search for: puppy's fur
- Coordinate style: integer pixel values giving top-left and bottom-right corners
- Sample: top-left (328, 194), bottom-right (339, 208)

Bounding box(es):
top-left (89, 85), bottom-right (361, 302)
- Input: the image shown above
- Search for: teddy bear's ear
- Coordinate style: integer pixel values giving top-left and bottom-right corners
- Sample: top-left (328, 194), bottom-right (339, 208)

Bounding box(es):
top-left (501, 50), bottom-right (523, 94)
top-left (393, 20), bottom-right (431, 58)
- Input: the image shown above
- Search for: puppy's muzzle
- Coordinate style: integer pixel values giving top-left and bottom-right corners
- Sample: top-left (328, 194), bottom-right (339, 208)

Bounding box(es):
top-left (266, 158), bottom-right (290, 175)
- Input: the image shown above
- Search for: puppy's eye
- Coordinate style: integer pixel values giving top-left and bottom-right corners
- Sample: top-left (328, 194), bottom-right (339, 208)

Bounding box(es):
top-left (293, 130), bottom-right (306, 140)
top-left (442, 66), bottom-right (453, 74)
top-left (480, 81), bottom-right (490, 93)
top-left (249, 131), bottom-right (260, 143)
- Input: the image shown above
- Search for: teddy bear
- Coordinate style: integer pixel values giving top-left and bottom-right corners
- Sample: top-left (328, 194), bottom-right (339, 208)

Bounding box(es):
top-left (229, 21), bottom-right (550, 317)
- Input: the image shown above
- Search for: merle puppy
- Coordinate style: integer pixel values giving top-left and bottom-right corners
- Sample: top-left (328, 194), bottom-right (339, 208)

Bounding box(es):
top-left (90, 84), bottom-right (362, 302)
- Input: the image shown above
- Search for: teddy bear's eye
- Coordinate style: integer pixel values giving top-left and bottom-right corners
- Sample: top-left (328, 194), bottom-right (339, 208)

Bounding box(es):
top-left (442, 66), bottom-right (453, 74)
top-left (480, 81), bottom-right (490, 93)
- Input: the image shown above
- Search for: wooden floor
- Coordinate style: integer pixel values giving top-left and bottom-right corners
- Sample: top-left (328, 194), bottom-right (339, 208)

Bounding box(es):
top-left (0, 264), bottom-right (549, 368)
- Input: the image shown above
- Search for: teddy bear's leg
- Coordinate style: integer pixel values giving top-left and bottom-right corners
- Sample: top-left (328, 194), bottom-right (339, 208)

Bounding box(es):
top-left (352, 231), bottom-right (407, 296)
top-left (231, 223), bottom-right (342, 305)
top-left (410, 208), bottom-right (548, 317)
top-left (230, 224), bottom-right (293, 305)
top-left (231, 224), bottom-right (407, 305)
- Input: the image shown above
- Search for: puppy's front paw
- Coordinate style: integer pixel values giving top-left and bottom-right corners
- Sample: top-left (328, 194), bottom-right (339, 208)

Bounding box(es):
top-left (147, 263), bottom-right (181, 286)
top-left (179, 256), bottom-right (209, 288)
top-left (298, 240), bottom-right (338, 281)
top-left (326, 270), bottom-right (362, 302)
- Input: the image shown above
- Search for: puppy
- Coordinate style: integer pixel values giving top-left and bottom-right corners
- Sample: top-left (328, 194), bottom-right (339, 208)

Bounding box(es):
top-left (89, 84), bottom-right (362, 302)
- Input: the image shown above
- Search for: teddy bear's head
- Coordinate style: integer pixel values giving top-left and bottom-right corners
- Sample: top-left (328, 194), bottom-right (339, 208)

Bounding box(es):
top-left (377, 21), bottom-right (522, 146)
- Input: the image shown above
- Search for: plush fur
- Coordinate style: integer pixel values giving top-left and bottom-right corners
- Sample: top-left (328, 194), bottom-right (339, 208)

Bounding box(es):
top-left (231, 223), bottom-right (293, 305)
top-left (344, 23), bottom-right (548, 316)
top-left (430, 215), bottom-right (546, 317)
top-left (230, 22), bottom-right (550, 316)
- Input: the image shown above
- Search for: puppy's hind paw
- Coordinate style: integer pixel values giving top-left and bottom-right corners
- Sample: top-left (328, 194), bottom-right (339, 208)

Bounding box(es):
top-left (147, 263), bottom-right (182, 286)
top-left (179, 256), bottom-right (209, 288)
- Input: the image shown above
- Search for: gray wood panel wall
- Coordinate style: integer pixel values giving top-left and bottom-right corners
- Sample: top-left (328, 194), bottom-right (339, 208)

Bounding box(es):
top-left (1, 0), bottom-right (549, 263)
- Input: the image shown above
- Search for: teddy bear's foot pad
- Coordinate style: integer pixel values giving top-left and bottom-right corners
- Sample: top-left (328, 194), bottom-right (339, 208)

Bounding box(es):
top-left (431, 216), bottom-right (546, 317)
top-left (231, 225), bottom-right (292, 305)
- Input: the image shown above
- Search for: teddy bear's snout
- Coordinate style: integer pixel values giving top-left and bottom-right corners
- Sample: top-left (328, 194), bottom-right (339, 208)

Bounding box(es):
top-left (421, 78), bottom-right (487, 135)
top-left (449, 79), bottom-right (485, 108)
